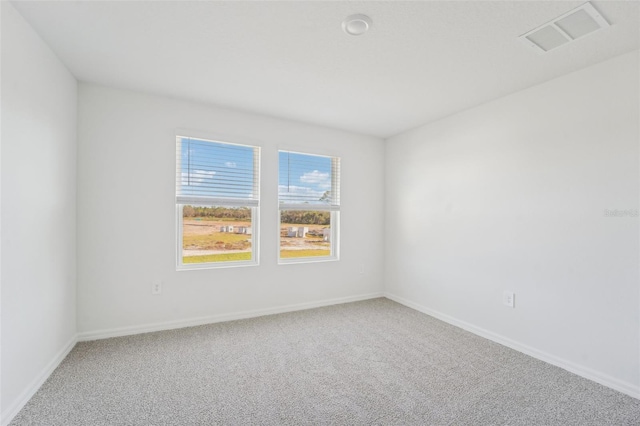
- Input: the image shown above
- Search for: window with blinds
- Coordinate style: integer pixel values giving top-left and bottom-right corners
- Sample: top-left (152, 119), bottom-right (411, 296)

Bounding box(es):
top-left (176, 136), bottom-right (260, 269)
top-left (278, 151), bottom-right (340, 262)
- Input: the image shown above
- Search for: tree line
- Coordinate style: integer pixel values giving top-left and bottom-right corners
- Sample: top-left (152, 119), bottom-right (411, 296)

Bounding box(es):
top-left (183, 205), bottom-right (329, 225)
top-left (183, 206), bottom-right (251, 219)
top-left (280, 210), bottom-right (329, 225)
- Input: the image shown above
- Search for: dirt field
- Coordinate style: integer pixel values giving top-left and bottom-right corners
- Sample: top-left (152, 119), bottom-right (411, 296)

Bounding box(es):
top-left (279, 224), bottom-right (330, 252)
top-left (182, 218), bottom-right (331, 261)
top-left (183, 219), bottom-right (252, 258)
top-left (184, 219), bottom-right (250, 236)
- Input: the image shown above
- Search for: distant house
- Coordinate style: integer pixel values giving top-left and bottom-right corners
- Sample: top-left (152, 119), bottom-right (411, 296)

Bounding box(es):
top-left (323, 228), bottom-right (330, 242)
top-left (235, 226), bottom-right (252, 235)
top-left (287, 227), bottom-right (308, 238)
top-left (220, 225), bottom-right (236, 233)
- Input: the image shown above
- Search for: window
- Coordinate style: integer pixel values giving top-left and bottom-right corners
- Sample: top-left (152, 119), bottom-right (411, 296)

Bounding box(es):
top-left (176, 136), bottom-right (260, 269)
top-left (278, 150), bottom-right (340, 262)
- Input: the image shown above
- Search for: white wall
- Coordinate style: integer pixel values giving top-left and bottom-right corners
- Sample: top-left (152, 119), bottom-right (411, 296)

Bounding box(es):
top-left (1, 2), bottom-right (78, 422)
top-left (76, 84), bottom-right (385, 336)
top-left (385, 51), bottom-right (640, 396)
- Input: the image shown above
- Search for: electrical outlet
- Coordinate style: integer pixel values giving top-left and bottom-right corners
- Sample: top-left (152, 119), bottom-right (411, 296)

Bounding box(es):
top-left (152, 280), bottom-right (162, 295)
top-left (503, 291), bottom-right (515, 308)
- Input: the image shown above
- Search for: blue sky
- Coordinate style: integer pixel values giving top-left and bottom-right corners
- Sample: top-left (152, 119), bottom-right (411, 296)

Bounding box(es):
top-left (278, 151), bottom-right (332, 204)
top-left (178, 138), bottom-right (332, 204)
top-left (179, 137), bottom-right (255, 199)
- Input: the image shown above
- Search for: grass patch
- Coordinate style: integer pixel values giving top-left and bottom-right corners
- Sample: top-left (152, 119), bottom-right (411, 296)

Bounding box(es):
top-left (280, 249), bottom-right (331, 259)
top-left (183, 232), bottom-right (250, 250)
top-left (183, 252), bottom-right (252, 263)
top-left (188, 217), bottom-right (249, 223)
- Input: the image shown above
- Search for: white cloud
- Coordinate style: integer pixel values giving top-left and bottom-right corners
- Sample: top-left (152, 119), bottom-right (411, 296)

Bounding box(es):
top-left (278, 184), bottom-right (325, 201)
top-left (299, 170), bottom-right (330, 189)
top-left (225, 161), bottom-right (237, 168)
top-left (181, 169), bottom-right (216, 185)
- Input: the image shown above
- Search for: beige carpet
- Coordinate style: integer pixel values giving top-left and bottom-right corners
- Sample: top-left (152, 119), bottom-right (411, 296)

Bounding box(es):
top-left (10, 298), bottom-right (640, 425)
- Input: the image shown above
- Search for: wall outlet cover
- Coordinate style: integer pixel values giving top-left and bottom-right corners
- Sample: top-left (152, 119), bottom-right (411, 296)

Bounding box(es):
top-left (503, 291), bottom-right (515, 308)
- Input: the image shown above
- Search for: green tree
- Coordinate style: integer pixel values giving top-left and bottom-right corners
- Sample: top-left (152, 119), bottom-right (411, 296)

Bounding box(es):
top-left (319, 191), bottom-right (331, 203)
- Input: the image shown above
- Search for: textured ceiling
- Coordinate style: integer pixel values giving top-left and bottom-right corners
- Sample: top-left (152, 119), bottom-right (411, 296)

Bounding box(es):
top-left (10, 0), bottom-right (640, 138)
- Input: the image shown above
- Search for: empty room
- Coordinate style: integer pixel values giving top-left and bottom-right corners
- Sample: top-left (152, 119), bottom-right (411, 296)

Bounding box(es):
top-left (1, 0), bottom-right (639, 424)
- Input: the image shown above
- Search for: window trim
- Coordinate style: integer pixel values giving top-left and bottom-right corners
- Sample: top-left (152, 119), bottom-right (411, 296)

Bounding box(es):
top-left (176, 203), bottom-right (260, 271)
top-left (277, 209), bottom-right (339, 265)
top-left (176, 135), bottom-right (260, 270)
top-left (277, 151), bottom-right (340, 264)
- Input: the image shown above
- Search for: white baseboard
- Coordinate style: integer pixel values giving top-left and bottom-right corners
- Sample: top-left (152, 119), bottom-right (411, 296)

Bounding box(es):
top-left (2, 334), bottom-right (78, 426)
top-left (384, 292), bottom-right (640, 400)
top-left (78, 292), bottom-right (384, 342)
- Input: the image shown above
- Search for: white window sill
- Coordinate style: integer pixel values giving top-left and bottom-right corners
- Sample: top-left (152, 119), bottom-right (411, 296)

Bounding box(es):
top-left (278, 256), bottom-right (339, 265)
top-left (177, 260), bottom-right (259, 271)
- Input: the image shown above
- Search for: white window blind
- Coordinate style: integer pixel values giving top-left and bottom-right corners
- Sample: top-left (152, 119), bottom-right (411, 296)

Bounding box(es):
top-left (176, 136), bottom-right (260, 207)
top-left (278, 151), bottom-right (340, 211)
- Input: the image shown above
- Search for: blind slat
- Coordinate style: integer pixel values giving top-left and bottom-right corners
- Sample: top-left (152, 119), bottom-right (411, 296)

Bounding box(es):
top-left (176, 136), bottom-right (260, 203)
top-left (177, 195), bottom-right (259, 207)
top-left (278, 151), bottom-right (340, 207)
top-left (278, 203), bottom-right (339, 212)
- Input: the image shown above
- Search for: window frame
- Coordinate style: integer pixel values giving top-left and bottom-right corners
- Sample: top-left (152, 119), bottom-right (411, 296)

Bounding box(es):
top-left (277, 151), bottom-right (340, 264)
top-left (176, 135), bottom-right (260, 270)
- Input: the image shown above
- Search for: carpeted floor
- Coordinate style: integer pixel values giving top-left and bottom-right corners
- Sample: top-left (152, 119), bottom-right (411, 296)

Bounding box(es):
top-left (10, 298), bottom-right (640, 425)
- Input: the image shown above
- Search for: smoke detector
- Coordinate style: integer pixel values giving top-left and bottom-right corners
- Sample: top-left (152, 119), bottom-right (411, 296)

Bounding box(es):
top-left (342, 14), bottom-right (372, 36)
top-left (519, 2), bottom-right (610, 54)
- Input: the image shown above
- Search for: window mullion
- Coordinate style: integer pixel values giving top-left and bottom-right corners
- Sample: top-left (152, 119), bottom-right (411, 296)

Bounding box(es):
top-left (176, 135), bottom-right (260, 269)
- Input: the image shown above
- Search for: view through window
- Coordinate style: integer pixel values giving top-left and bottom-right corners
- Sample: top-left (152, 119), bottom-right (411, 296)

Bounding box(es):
top-left (278, 151), bottom-right (340, 261)
top-left (176, 136), bottom-right (260, 268)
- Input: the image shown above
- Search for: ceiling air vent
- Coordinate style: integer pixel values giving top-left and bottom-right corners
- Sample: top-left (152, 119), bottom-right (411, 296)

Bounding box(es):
top-left (519, 2), bottom-right (610, 54)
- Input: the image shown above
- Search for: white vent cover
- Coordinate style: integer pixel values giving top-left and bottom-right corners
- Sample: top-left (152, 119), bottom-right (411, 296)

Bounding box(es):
top-left (519, 2), bottom-right (610, 54)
